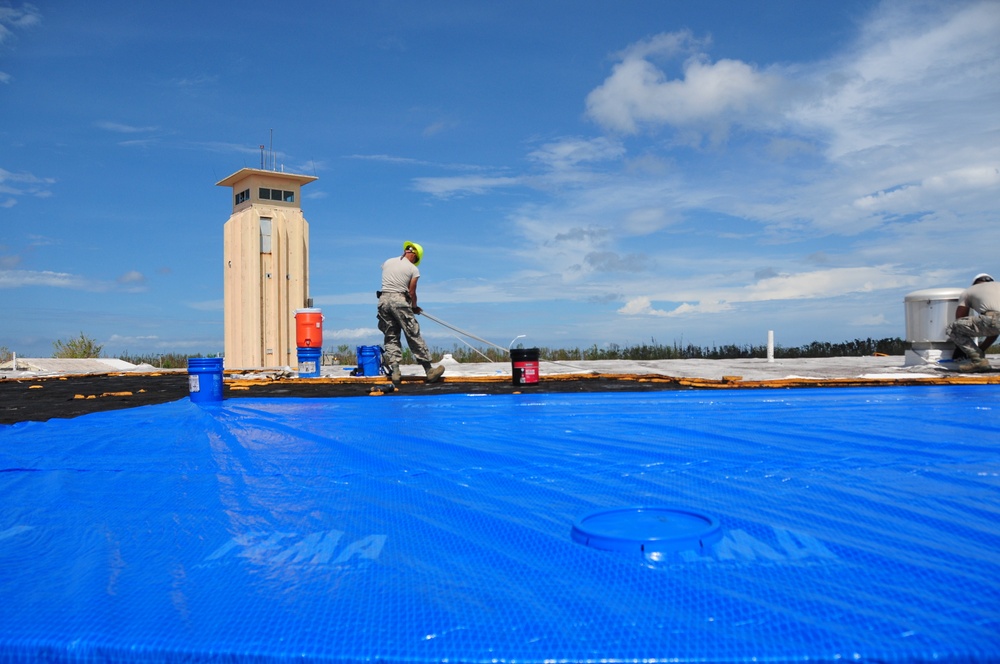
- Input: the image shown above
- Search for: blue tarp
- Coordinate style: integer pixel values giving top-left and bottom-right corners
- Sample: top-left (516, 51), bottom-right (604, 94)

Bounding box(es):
top-left (1, 386), bottom-right (999, 663)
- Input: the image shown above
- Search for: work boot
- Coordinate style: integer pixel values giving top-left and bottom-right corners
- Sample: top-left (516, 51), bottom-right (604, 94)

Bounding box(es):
top-left (389, 364), bottom-right (401, 385)
top-left (424, 365), bottom-right (445, 383)
top-left (957, 358), bottom-right (992, 373)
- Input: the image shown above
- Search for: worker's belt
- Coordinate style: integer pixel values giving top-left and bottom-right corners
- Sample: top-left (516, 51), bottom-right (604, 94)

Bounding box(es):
top-left (377, 291), bottom-right (410, 301)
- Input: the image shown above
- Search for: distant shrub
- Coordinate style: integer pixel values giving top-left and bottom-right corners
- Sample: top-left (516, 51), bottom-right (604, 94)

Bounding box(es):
top-left (0, 346), bottom-right (11, 363)
top-left (52, 333), bottom-right (103, 358)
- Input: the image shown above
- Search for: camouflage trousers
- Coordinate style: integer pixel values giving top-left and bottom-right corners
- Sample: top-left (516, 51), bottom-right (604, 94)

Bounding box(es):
top-left (947, 311), bottom-right (1000, 359)
top-left (377, 292), bottom-right (431, 367)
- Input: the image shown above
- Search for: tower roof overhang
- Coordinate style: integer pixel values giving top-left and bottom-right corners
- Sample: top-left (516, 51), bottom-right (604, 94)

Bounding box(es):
top-left (216, 168), bottom-right (318, 188)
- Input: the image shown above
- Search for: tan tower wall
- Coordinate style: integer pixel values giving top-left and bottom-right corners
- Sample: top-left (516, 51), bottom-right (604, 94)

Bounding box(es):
top-left (218, 169), bottom-right (317, 369)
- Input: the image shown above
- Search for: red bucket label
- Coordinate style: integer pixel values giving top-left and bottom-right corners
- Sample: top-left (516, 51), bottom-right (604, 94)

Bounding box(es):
top-left (513, 359), bottom-right (539, 384)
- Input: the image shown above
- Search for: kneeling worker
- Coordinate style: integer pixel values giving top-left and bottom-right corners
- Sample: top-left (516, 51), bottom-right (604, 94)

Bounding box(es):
top-left (947, 272), bottom-right (1000, 372)
top-left (377, 241), bottom-right (445, 385)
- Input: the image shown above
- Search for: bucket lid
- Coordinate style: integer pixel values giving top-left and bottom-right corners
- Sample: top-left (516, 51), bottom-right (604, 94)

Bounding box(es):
top-left (295, 308), bottom-right (322, 314)
top-left (571, 506), bottom-right (721, 553)
top-left (903, 288), bottom-right (963, 302)
top-left (188, 357), bottom-right (224, 369)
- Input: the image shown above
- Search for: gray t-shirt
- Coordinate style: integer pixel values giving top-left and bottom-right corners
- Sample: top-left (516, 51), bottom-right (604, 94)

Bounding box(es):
top-left (958, 281), bottom-right (1000, 314)
top-left (381, 256), bottom-right (419, 293)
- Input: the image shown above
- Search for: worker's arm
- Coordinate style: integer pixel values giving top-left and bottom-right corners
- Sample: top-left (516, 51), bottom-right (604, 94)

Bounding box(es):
top-left (408, 276), bottom-right (421, 314)
top-left (955, 305), bottom-right (970, 319)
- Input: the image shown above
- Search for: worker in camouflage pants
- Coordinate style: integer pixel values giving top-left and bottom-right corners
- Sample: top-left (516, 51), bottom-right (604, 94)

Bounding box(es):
top-left (377, 241), bottom-right (445, 385)
top-left (947, 273), bottom-right (1000, 373)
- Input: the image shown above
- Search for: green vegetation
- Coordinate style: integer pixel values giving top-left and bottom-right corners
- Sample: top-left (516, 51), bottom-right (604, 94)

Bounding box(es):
top-left (52, 333), bottom-right (104, 359)
top-left (4, 335), bottom-right (995, 367)
top-left (321, 337), bottom-right (915, 365)
top-left (117, 352), bottom-right (208, 369)
top-left (442, 337), bottom-right (910, 363)
top-left (124, 337), bottom-right (992, 366)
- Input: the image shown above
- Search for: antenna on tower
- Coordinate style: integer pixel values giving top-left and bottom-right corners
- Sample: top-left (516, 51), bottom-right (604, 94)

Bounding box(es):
top-left (269, 129), bottom-right (274, 171)
top-left (259, 145), bottom-right (265, 169)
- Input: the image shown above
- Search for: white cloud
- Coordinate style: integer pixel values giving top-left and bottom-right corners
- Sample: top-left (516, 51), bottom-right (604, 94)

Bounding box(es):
top-left (418, 280), bottom-right (540, 305)
top-left (575, 1), bottom-right (1000, 245)
top-left (623, 207), bottom-right (674, 234)
top-left (736, 266), bottom-right (911, 302)
top-left (845, 163), bottom-right (1000, 226)
top-left (614, 29), bottom-right (707, 62)
top-left (296, 159), bottom-right (325, 173)
top-left (618, 296), bottom-right (668, 316)
top-left (527, 137), bottom-right (625, 172)
top-left (95, 121), bottom-right (159, 133)
top-left (416, 1), bottom-right (1000, 338)
top-left (117, 270), bottom-right (145, 283)
top-left (851, 313), bottom-right (890, 327)
top-left (0, 168), bottom-right (56, 199)
top-left (0, 3), bottom-right (41, 45)
top-left (799, 2), bottom-right (1000, 159)
top-left (618, 296), bottom-right (732, 317)
top-left (170, 74), bottom-right (218, 87)
top-left (412, 174), bottom-right (520, 198)
top-left (618, 266), bottom-right (922, 319)
top-left (116, 138), bottom-right (157, 148)
top-left (104, 335), bottom-right (220, 352)
top-left (188, 299), bottom-right (223, 311)
top-left (585, 32), bottom-right (786, 137)
top-left (107, 334), bottom-right (160, 345)
top-left (846, 164), bottom-right (1000, 223)
top-left (423, 120), bottom-right (455, 137)
top-left (347, 154), bottom-right (488, 171)
top-left (117, 270), bottom-right (147, 292)
top-left (326, 327), bottom-right (382, 341)
top-left (312, 293), bottom-right (373, 306)
top-left (585, 251), bottom-right (649, 273)
top-left (348, 153), bottom-right (429, 166)
top-left (0, 267), bottom-right (159, 292)
top-left (0, 269), bottom-right (86, 289)
top-left (854, 166), bottom-right (1000, 214)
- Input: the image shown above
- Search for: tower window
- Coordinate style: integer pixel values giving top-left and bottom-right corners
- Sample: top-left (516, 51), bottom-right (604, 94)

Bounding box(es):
top-left (258, 188), bottom-right (295, 202)
top-left (234, 189), bottom-right (250, 205)
top-left (260, 217), bottom-right (272, 254)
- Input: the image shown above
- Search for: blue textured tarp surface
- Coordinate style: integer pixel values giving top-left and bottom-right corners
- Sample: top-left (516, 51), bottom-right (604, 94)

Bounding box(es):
top-left (1, 386), bottom-right (999, 663)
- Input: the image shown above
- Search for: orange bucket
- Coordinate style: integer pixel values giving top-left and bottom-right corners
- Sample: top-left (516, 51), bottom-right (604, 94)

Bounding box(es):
top-left (294, 308), bottom-right (323, 348)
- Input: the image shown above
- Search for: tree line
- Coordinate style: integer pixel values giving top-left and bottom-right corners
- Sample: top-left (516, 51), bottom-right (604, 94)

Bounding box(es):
top-left (7, 335), bottom-right (987, 369)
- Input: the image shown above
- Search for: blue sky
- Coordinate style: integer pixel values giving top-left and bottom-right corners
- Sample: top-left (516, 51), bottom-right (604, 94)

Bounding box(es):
top-left (2, 1), bottom-right (999, 359)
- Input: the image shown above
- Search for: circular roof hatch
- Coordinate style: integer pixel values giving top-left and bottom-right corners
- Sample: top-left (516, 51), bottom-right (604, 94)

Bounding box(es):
top-left (571, 506), bottom-right (721, 554)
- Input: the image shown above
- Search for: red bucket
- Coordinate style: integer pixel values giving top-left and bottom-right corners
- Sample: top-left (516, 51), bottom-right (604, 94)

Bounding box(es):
top-left (510, 348), bottom-right (539, 386)
top-left (294, 308), bottom-right (323, 348)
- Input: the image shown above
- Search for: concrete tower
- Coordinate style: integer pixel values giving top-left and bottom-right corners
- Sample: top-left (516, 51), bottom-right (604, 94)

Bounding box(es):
top-left (217, 168), bottom-right (318, 369)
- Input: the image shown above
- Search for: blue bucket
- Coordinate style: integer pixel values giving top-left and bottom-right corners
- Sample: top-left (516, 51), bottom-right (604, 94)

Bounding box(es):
top-left (356, 345), bottom-right (384, 377)
top-left (297, 347), bottom-right (322, 378)
top-left (188, 357), bottom-right (224, 403)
